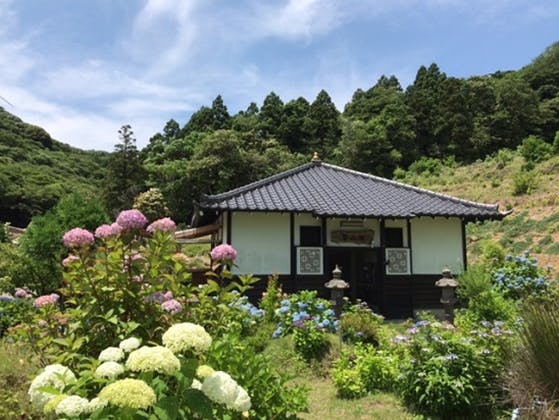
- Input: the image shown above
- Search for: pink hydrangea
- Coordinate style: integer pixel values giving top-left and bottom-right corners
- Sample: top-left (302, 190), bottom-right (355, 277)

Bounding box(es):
top-left (34, 293), bottom-right (60, 308)
top-left (146, 217), bottom-right (176, 234)
top-left (115, 209), bottom-right (148, 230)
top-left (62, 255), bottom-right (79, 267)
top-left (210, 244), bottom-right (238, 262)
top-left (161, 299), bottom-right (183, 315)
top-left (14, 288), bottom-right (31, 298)
top-left (62, 228), bottom-right (95, 248)
top-left (95, 223), bottom-right (122, 239)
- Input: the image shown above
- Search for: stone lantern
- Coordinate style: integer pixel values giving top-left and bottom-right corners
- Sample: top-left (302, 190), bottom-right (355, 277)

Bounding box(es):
top-left (325, 265), bottom-right (349, 350)
top-left (435, 267), bottom-right (459, 323)
top-left (325, 265), bottom-right (349, 319)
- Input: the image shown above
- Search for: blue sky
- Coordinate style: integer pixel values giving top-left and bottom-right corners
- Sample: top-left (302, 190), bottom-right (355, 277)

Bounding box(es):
top-left (0, 0), bottom-right (557, 151)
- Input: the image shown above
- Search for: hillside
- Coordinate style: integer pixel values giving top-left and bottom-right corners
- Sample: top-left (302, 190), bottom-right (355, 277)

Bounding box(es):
top-left (0, 107), bottom-right (109, 227)
top-left (394, 150), bottom-right (559, 270)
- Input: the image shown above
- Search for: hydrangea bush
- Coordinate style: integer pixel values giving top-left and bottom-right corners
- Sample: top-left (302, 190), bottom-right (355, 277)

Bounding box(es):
top-left (272, 290), bottom-right (337, 338)
top-left (492, 251), bottom-right (550, 300)
top-left (340, 299), bottom-right (385, 345)
top-left (28, 323), bottom-right (252, 418)
top-left (396, 315), bottom-right (513, 419)
top-left (58, 211), bottom-right (195, 357)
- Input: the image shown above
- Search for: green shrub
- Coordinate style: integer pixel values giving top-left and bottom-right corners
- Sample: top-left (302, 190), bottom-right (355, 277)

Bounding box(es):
top-left (456, 264), bottom-right (493, 304)
top-left (209, 334), bottom-right (309, 419)
top-left (259, 274), bottom-right (284, 323)
top-left (457, 289), bottom-right (518, 326)
top-left (494, 148), bottom-right (513, 169)
top-left (132, 188), bottom-right (170, 222)
top-left (340, 300), bottom-right (384, 345)
top-left (520, 135), bottom-right (553, 163)
top-left (0, 297), bottom-right (34, 337)
top-left (292, 321), bottom-right (330, 361)
top-left (397, 318), bottom-right (512, 419)
top-left (332, 344), bottom-right (397, 399)
top-left (512, 170), bottom-right (537, 195)
top-left (480, 240), bottom-right (505, 266)
top-left (407, 157), bottom-right (444, 177)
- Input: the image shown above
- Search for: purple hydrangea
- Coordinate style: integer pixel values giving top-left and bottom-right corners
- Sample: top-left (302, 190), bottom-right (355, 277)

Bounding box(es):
top-left (210, 244), bottom-right (238, 262)
top-left (115, 209), bottom-right (148, 230)
top-left (34, 293), bottom-right (60, 308)
top-left (95, 223), bottom-right (122, 239)
top-left (14, 288), bottom-right (31, 298)
top-left (161, 299), bottom-right (183, 314)
top-left (145, 292), bottom-right (166, 304)
top-left (146, 217), bottom-right (176, 234)
top-left (62, 228), bottom-right (95, 248)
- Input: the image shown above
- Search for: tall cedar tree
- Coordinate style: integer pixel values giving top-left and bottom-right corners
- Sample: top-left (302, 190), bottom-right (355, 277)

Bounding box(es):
top-left (181, 95), bottom-right (231, 135)
top-left (103, 125), bottom-right (146, 216)
top-left (304, 89), bottom-right (341, 158)
top-left (277, 97), bottom-right (311, 152)
top-left (259, 92), bottom-right (284, 138)
top-left (405, 64), bottom-right (447, 157)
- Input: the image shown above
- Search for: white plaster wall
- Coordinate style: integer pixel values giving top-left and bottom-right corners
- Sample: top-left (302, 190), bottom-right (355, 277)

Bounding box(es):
top-left (385, 219), bottom-right (409, 247)
top-left (231, 212), bottom-right (291, 274)
top-left (411, 217), bottom-right (464, 274)
top-left (326, 218), bottom-right (380, 247)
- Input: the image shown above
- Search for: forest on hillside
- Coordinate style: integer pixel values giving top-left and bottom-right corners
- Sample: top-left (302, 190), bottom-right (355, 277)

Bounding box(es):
top-left (1, 41), bottom-right (558, 226)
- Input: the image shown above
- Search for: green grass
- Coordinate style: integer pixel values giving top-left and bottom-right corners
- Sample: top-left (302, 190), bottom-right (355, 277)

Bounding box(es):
top-left (299, 376), bottom-right (422, 420)
top-left (0, 341), bottom-right (43, 419)
top-left (263, 331), bottom-right (420, 419)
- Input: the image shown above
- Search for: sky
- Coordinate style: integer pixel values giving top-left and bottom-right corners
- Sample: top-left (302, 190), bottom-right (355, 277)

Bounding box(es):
top-left (0, 0), bottom-right (558, 151)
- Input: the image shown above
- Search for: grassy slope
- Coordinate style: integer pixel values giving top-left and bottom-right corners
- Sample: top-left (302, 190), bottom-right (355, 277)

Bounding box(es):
top-left (397, 152), bottom-right (559, 270)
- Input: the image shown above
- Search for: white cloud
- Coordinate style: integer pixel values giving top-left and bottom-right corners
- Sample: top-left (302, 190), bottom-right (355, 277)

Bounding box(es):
top-left (254, 0), bottom-right (342, 40)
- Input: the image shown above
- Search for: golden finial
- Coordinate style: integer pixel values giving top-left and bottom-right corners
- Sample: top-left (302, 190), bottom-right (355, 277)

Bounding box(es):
top-left (311, 151), bottom-right (321, 163)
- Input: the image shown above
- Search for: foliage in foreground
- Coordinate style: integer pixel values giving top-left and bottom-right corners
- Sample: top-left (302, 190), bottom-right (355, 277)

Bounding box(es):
top-left (6, 209), bottom-right (308, 418)
top-left (506, 301), bottom-right (559, 418)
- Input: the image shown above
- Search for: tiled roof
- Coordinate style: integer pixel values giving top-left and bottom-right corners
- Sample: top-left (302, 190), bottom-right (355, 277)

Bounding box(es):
top-left (197, 161), bottom-right (507, 220)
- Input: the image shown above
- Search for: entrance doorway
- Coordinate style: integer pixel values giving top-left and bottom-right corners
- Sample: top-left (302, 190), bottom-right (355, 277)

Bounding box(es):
top-left (325, 247), bottom-right (383, 310)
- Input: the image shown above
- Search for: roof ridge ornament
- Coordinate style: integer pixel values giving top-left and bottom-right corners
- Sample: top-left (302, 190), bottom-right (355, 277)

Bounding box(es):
top-left (311, 151), bottom-right (321, 164)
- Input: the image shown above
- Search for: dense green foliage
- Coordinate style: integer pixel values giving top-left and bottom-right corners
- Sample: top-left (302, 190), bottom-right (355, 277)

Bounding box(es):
top-left (3, 42), bottom-right (559, 226)
top-left (0, 107), bottom-right (108, 227)
top-left (18, 193), bottom-right (110, 293)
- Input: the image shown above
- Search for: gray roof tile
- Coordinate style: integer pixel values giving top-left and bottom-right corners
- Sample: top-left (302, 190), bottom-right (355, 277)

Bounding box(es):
top-left (198, 161), bottom-right (506, 220)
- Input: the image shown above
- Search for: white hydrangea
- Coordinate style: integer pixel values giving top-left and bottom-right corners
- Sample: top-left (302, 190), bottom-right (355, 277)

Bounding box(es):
top-left (55, 395), bottom-right (90, 417)
top-left (119, 337), bottom-right (141, 352)
top-left (87, 397), bottom-right (108, 413)
top-left (162, 322), bottom-right (212, 354)
top-left (98, 378), bottom-right (156, 409)
top-left (196, 364), bottom-right (215, 379)
top-left (201, 371), bottom-right (251, 411)
top-left (28, 364), bottom-right (76, 409)
top-left (191, 378), bottom-right (202, 390)
top-left (125, 346), bottom-right (180, 375)
top-left (232, 386), bottom-right (252, 412)
top-left (98, 346), bottom-right (125, 362)
top-left (95, 361), bottom-right (125, 379)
